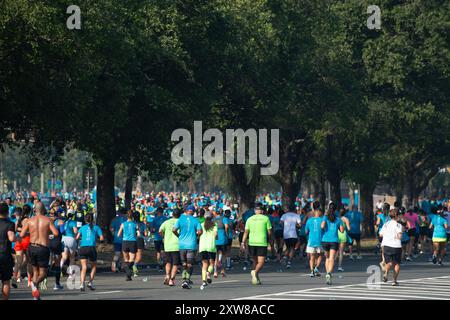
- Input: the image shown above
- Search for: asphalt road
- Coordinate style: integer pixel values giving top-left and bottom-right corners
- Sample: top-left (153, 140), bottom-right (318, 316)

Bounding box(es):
top-left (9, 251), bottom-right (450, 300)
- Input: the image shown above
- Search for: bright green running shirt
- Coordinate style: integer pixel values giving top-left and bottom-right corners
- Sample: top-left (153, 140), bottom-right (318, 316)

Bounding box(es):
top-left (199, 222), bottom-right (218, 253)
top-left (245, 214), bottom-right (272, 246)
top-left (159, 218), bottom-right (179, 252)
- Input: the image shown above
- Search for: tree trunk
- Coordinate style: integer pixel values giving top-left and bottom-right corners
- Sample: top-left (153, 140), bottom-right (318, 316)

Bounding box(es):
top-left (328, 175), bottom-right (342, 205)
top-left (318, 176), bottom-right (326, 211)
top-left (360, 182), bottom-right (376, 238)
top-left (228, 164), bottom-right (260, 216)
top-left (96, 159), bottom-right (116, 243)
top-left (278, 161), bottom-right (302, 212)
top-left (348, 182), bottom-right (355, 208)
top-left (124, 164), bottom-right (134, 210)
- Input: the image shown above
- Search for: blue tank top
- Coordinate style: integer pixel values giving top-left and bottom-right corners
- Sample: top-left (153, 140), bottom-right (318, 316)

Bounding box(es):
top-left (64, 220), bottom-right (77, 238)
top-left (122, 220), bottom-right (137, 241)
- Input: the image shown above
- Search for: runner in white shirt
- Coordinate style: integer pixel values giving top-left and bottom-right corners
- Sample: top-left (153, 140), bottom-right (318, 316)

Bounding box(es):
top-left (280, 204), bottom-right (301, 269)
top-left (379, 209), bottom-right (403, 286)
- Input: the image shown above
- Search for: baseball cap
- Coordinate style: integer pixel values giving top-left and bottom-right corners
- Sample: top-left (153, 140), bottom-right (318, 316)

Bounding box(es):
top-left (187, 204), bottom-right (196, 212)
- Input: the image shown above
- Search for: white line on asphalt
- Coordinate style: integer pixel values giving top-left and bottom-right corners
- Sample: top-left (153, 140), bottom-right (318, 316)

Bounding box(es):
top-left (298, 287), bottom-right (450, 297)
top-left (254, 294), bottom-right (397, 300)
top-left (215, 280), bottom-right (239, 284)
top-left (93, 291), bottom-right (123, 295)
top-left (283, 291), bottom-right (448, 300)
top-left (234, 275), bottom-right (450, 300)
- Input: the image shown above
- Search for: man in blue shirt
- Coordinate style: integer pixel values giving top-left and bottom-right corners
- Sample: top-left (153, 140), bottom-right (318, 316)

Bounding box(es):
top-left (173, 205), bottom-right (202, 289)
top-left (346, 205), bottom-right (364, 260)
top-left (109, 209), bottom-right (126, 272)
top-left (151, 207), bottom-right (168, 271)
top-left (305, 201), bottom-right (323, 277)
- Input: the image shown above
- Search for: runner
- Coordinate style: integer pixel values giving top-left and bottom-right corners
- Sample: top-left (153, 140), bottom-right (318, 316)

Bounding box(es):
top-left (75, 214), bottom-right (104, 291)
top-left (417, 209), bottom-right (429, 254)
top-left (60, 209), bottom-right (78, 279)
top-left (270, 207), bottom-right (283, 262)
top-left (151, 207), bottom-right (168, 272)
top-left (20, 202), bottom-right (59, 300)
top-left (280, 204), bottom-right (301, 269)
top-left (404, 208), bottom-right (419, 261)
top-left (379, 208), bottom-right (403, 286)
top-left (134, 212), bottom-right (147, 277)
top-left (173, 205), bottom-right (202, 289)
top-left (0, 202), bottom-right (16, 300)
top-left (199, 211), bottom-right (218, 290)
top-left (321, 202), bottom-right (344, 285)
top-left (159, 209), bottom-right (181, 286)
top-left (429, 207), bottom-right (448, 266)
top-left (118, 210), bottom-right (141, 281)
top-left (295, 207), bottom-right (308, 260)
top-left (336, 206), bottom-right (351, 272)
top-left (238, 205), bottom-right (255, 269)
top-left (48, 208), bottom-right (65, 290)
top-left (212, 207), bottom-right (228, 278)
top-left (224, 209), bottom-right (234, 270)
top-left (13, 206), bottom-right (31, 286)
top-left (305, 201), bottom-right (323, 277)
top-left (376, 203), bottom-right (391, 272)
top-left (110, 209), bottom-right (126, 272)
top-left (240, 203), bottom-right (272, 285)
top-left (346, 205), bottom-right (363, 260)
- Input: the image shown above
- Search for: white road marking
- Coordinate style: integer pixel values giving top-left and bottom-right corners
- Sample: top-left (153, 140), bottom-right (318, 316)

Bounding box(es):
top-left (235, 275), bottom-right (450, 300)
top-left (93, 290), bottom-right (123, 295)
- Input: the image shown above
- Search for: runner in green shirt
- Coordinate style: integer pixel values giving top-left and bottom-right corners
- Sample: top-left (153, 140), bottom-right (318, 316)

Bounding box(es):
top-left (241, 203), bottom-right (272, 285)
top-left (159, 209), bottom-right (181, 286)
top-left (199, 212), bottom-right (218, 290)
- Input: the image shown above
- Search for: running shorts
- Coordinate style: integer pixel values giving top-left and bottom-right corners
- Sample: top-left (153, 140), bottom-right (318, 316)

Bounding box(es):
top-left (322, 242), bottom-right (338, 252)
top-left (383, 246), bottom-right (401, 264)
top-left (154, 240), bottom-right (164, 253)
top-left (248, 245), bottom-right (267, 257)
top-left (284, 238), bottom-right (298, 250)
top-left (78, 246), bottom-right (98, 262)
top-left (200, 251), bottom-right (217, 261)
top-left (122, 240), bottom-right (137, 254)
top-left (29, 244), bottom-right (50, 268)
top-left (62, 236), bottom-right (78, 254)
top-left (348, 233), bottom-right (360, 241)
top-left (179, 250), bottom-right (196, 265)
top-left (113, 242), bottom-right (122, 253)
top-left (48, 238), bottom-right (63, 255)
top-left (164, 251), bottom-right (181, 265)
top-left (274, 230), bottom-right (283, 240)
top-left (306, 246), bottom-right (322, 254)
top-left (227, 238), bottom-right (233, 247)
top-left (137, 238), bottom-right (145, 250)
top-left (419, 227), bottom-right (428, 236)
top-left (0, 255), bottom-right (14, 281)
top-left (216, 245), bottom-right (227, 252)
top-left (447, 234), bottom-right (450, 242)
top-left (407, 229), bottom-right (416, 237)
top-left (298, 235), bottom-right (307, 245)
top-left (14, 236), bottom-right (30, 252)
top-left (432, 237), bottom-right (447, 243)
top-left (238, 232), bottom-right (244, 243)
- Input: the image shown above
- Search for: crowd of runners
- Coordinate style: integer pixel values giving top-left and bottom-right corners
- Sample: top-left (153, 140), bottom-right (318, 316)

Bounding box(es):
top-left (0, 191), bottom-right (449, 300)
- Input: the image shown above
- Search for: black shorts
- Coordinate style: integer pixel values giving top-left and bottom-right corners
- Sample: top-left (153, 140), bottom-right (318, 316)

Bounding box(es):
top-left (154, 240), bottom-right (164, 253)
top-left (284, 238), bottom-right (298, 249)
top-left (238, 232), bottom-right (244, 243)
top-left (227, 238), bottom-right (233, 247)
top-left (137, 238), bottom-right (145, 250)
top-left (201, 251), bottom-right (217, 261)
top-left (348, 233), bottom-right (360, 241)
top-left (322, 242), bottom-right (339, 252)
top-left (48, 238), bottom-right (63, 256)
top-left (419, 227), bottom-right (428, 236)
top-left (275, 230), bottom-right (283, 240)
top-left (407, 229), bottom-right (416, 237)
top-left (447, 234), bottom-right (450, 242)
top-left (383, 246), bottom-right (402, 265)
top-left (78, 246), bottom-right (98, 262)
top-left (29, 244), bottom-right (50, 268)
top-left (122, 241), bottom-right (137, 254)
top-left (298, 236), bottom-right (307, 245)
top-left (0, 256), bottom-right (14, 282)
top-left (248, 245), bottom-right (267, 257)
top-left (164, 251), bottom-right (180, 265)
top-left (216, 245), bottom-right (227, 252)
top-left (179, 250), bottom-right (196, 265)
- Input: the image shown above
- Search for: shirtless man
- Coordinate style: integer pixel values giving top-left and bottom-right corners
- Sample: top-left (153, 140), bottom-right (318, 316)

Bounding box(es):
top-left (20, 202), bottom-right (59, 300)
